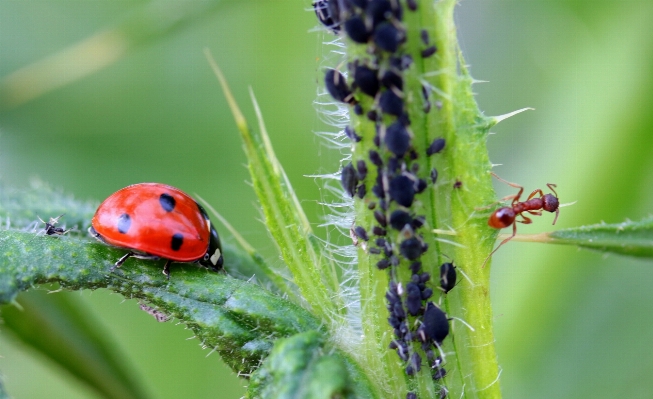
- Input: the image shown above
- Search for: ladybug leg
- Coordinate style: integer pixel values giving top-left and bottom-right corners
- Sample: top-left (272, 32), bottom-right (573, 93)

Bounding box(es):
top-left (111, 251), bottom-right (134, 272)
top-left (163, 259), bottom-right (172, 279)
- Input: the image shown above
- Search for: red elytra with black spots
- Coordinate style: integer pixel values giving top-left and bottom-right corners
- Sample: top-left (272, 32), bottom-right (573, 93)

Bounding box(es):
top-left (90, 183), bottom-right (223, 276)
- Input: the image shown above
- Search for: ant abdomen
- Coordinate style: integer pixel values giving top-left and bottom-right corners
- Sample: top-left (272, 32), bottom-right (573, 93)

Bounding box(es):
top-left (488, 207), bottom-right (516, 229)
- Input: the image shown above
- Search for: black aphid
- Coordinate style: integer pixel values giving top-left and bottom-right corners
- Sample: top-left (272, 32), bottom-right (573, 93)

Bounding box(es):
top-left (421, 45), bottom-right (437, 58)
top-left (369, 247), bottom-right (381, 255)
top-left (407, 393), bottom-right (417, 399)
top-left (411, 352), bottom-right (422, 372)
top-left (367, 109), bottom-right (378, 121)
top-left (356, 160), bottom-right (368, 180)
top-left (356, 184), bottom-right (367, 199)
top-left (370, 150), bottom-right (383, 167)
top-left (429, 169), bottom-right (438, 185)
top-left (373, 22), bottom-right (402, 53)
top-left (439, 262), bottom-right (457, 293)
top-left (379, 90), bottom-right (404, 116)
top-left (390, 54), bottom-right (413, 70)
top-left (353, 103), bottom-right (363, 115)
top-left (411, 215), bottom-right (425, 229)
top-left (427, 138), bottom-right (446, 156)
top-left (400, 237), bottom-right (423, 260)
top-left (453, 179), bottom-right (462, 189)
top-left (386, 156), bottom-right (400, 173)
top-left (354, 65), bottom-right (380, 97)
top-left (372, 184), bottom-right (384, 199)
top-left (377, 259), bottom-right (390, 269)
top-left (406, 282), bottom-right (422, 316)
top-left (422, 84), bottom-right (432, 113)
top-left (344, 16), bottom-right (370, 43)
top-left (341, 162), bottom-right (358, 197)
top-left (420, 29), bottom-right (429, 45)
top-left (344, 126), bottom-right (362, 142)
top-left (421, 288), bottom-right (433, 300)
top-left (389, 175), bottom-right (415, 207)
top-left (421, 302), bottom-right (449, 344)
top-left (372, 226), bottom-right (386, 236)
top-left (354, 226), bottom-right (369, 241)
top-left (409, 261), bottom-right (422, 274)
top-left (433, 367), bottom-right (447, 381)
top-left (381, 70), bottom-right (403, 91)
top-left (389, 210), bottom-right (412, 230)
top-left (325, 69), bottom-right (353, 104)
top-left (384, 121), bottom-right (410, 157)
top-left (314, 0), bottom-right (340, 33)
top-left (365, 0), bottom-right (392, 28)
top-left (347, 0), bottom-right (368, 8)
top-left (407, 0), bottom-right (418, 11)
top-left (374, 210), bottom-right (387, 227)
top-left (415, 179), bottom-right (427, 193)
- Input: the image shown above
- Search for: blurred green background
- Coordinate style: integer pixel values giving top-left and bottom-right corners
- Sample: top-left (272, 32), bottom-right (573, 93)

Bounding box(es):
top-left (1, 0), bottom-right (652, 398)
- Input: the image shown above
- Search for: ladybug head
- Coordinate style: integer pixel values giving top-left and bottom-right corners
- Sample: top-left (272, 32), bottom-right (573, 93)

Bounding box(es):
top-left (200, 223), bottom-right (223, 271)
top-left (196, 202), bottom-right (224, 271)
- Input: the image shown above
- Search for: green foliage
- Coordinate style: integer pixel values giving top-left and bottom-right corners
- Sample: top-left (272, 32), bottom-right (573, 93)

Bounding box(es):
top-left (2, 1), bottom-right (653, 399)
top-left (548, 218), bottom-right (653, 257)
top-left (247, 331), bottom-right (376, 399)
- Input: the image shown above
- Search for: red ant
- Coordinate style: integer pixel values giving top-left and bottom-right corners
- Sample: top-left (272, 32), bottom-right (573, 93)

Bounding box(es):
top-left (483, 173), bottom-right (560, 267)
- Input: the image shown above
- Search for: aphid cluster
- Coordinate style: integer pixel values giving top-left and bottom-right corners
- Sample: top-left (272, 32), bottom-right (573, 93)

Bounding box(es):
top-left (315, 0), bottom-right (457, 394)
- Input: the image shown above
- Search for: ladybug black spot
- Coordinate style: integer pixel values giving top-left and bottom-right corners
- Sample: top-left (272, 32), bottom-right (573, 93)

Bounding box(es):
top-left (171, 233), bottom-right (184, 251)
top-left (117, 214), bottom-right (132, 234)
top-left (159, 193), bottom-right (176, 212)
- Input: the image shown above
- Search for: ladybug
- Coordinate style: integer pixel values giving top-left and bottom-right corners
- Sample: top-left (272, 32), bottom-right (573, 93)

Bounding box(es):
top-left (89, 183), bottom-right (224, 278)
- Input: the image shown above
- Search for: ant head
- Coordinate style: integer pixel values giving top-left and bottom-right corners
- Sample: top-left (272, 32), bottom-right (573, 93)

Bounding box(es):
top-left (488, 207), bottom-right (516, 229)
top-left (542, 194), bottom-right (559, 213)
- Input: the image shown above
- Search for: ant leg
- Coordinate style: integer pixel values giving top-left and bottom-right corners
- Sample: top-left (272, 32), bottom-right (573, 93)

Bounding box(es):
top-left (475, 194), bottom-right (519, 211)
top-left (526, 189), bottom-right (544, 201)
top-left (491, 172), bottom-right (524, 203)
top-left (482, 223), bottom-right (517, 268)
top-left (111, 251), bottom-right (134, 272)
top-left (526, 210), bottom-right (542, 216)
top-left (518, 215), bottom-right (533, 225)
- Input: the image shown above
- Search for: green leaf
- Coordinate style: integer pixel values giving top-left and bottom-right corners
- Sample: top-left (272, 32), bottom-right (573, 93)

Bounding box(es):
top-left (246, 331), bottom-right (377, 399)
top-left (1, 290), bottom-right (150, 399)
top-left (0, 0), bottom-right (226, 108)
top-left (205, 53), bottom-right (344, 323)
top-left (0, 375), bottom-right (9, 399)
top-left (0, 229), bottom-right (321, 374)
top-left (547, 218), bottom-right (653, 257)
